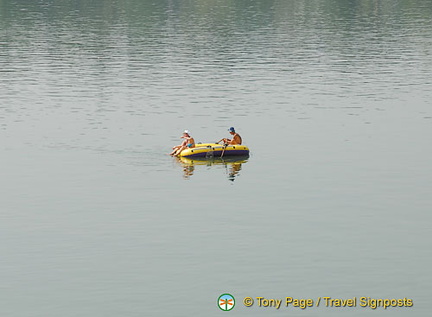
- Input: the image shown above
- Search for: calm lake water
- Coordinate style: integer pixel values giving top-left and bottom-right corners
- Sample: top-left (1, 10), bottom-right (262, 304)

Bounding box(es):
top-left (1, 0), bottom-right (431, 316)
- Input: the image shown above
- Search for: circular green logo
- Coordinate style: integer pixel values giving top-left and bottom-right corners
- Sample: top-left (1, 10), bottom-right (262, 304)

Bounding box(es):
top-left (218, 293), bottom-right (235, 311)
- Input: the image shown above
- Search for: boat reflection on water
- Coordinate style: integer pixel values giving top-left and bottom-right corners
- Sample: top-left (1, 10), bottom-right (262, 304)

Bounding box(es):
top-left (175, 156), bottom-right (249, 181)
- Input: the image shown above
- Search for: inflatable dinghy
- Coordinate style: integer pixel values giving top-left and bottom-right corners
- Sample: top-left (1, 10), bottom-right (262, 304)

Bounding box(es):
top-left (178, 143), bottom-right (249, 158)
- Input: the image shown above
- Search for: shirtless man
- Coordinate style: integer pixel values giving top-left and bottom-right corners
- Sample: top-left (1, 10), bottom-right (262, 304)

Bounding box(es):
top-left (169, 130), bottom-right (195, 156)
top-left (222, 127), bottom-right (242, 145)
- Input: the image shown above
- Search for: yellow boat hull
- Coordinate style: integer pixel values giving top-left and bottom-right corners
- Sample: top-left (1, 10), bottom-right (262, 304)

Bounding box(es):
top-left (178, 143), bottom-right (250, 158)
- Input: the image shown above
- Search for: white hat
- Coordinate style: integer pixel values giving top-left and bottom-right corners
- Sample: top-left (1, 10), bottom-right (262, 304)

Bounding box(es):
top-left (183, 130), bottom-right (190, 134)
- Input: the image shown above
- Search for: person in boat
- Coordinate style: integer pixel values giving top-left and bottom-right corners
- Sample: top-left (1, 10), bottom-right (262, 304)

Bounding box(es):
top-left (221, 127), bottom-right (242, 145)
top-left (169, 130), bottom-right (195, 156)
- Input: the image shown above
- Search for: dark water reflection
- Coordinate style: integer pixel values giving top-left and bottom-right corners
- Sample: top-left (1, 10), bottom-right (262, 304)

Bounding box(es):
top-left (175, 156), bottom-right (249, 181)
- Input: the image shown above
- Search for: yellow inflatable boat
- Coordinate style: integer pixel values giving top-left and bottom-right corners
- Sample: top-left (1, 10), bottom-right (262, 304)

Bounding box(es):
top-left (178, 143), bottom-right (250, 158)
top-left (178, 156), bottom-right (249, 165)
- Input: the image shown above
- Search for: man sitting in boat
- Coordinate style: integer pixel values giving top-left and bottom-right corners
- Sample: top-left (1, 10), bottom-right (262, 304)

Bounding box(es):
top-left (222, 127), bottom-right (242, 145)
top-left (169, 130), bottom-right (195, 156)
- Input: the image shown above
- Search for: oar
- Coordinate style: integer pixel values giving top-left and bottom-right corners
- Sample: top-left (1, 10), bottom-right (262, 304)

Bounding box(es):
top-left (220, 144), bottom-right (227, 158)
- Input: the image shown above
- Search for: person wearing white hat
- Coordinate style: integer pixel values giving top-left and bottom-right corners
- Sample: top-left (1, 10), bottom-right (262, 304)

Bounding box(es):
top-left (169, 130), bottom-right (195, 156)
